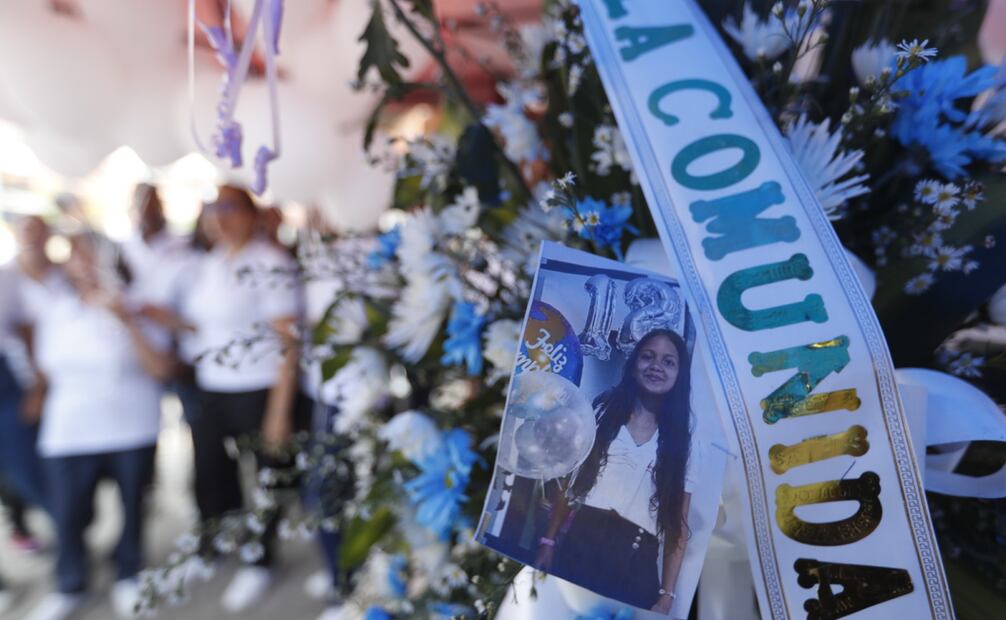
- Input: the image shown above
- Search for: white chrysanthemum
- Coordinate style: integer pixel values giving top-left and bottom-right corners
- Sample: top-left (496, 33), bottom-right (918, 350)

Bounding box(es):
top-left (440, 186), bottom-right (481, 235)
top-left (379, 410), bottom-right (443, 464)
top-left (323, 296), bottom-right (369, 345)
top-left (723, 3), bottom-right (792, 61)
top-left (483, 319), bottom-right (521, 383)
top-left (591, 124), bottom-right (633, 176)
top-left (501, 206), bottom-right (567, 274)
top-left (405, 135), bottom-right (456, 189)
top-left (852, 39), bottom-right (897, 85)
top-left (384, 274), bottom-right (451, 362)
top-left (786, 114), bottom-right (870, 218)
top-left (321, 347), bottom-right (390, 433)
top-left (483, 82), bottom-right (545, 164)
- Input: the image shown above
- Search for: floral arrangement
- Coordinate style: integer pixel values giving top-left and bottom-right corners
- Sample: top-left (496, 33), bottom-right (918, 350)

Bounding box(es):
top-left (142, 1), bottom-right (1006, 618)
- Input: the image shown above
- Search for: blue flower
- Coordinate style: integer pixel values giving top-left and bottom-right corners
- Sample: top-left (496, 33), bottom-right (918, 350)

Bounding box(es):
top-left (364, 606), bottom-right (393, 620)
top-left (440, 301), bottom-right (487, 376)
top-left (367, 227), bottom-right (402, 269)
top-left (575, 606), bottom-right (634, 620)
top-left (430, 602), bottom-right (476, 619)
top-left (404, 429), bottom-right (479, 538)
top-left (892, 56), bottom-right (1006, 178)
top-left (569, 197), bottom-right (639, 260)
top-left (387, 554), bottom-right (408, 598)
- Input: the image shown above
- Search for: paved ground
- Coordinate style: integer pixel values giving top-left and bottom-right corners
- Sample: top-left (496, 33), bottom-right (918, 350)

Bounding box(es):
top-left (0, 398), bottom-right (328, 620)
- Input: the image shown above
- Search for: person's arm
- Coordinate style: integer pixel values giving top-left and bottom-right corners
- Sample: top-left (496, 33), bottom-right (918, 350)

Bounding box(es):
top-left (651, 492), bottom-right (692, 615)
top-left (15, 323), bottom-right (46, 424)
top-left (260, 315), bottom-right (299, 452)
top-left (534, 486), bottom-right (573, 571)
top-left (105, 297), bottom-right (175, 382)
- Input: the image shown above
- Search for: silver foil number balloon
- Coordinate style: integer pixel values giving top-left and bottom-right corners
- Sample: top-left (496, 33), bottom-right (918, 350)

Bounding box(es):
top-left (616, 277), bottom-right (683, 354)
top-left (578, 274), bottom-right (617, 361)
top-left (498, 371), bottom-right (597, 481)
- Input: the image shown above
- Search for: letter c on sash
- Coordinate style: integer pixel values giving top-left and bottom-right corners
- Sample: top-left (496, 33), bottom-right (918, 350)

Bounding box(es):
top-left (648, 79), bottom-right (733, 127)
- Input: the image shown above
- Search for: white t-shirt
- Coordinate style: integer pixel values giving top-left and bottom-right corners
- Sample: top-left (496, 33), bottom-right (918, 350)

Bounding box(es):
top-left (582, 423), bottom-right (698, 537)
top-left (33, 288), bottom-right (170, 457)
top-left (182, 238), bottom-right (300, 393)
top-left (0, 263), bottom-right (26, 343)
top-left (121, 232), bottom-right (190, 309)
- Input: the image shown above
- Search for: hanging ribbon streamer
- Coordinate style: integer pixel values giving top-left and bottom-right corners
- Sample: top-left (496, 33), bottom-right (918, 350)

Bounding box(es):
top-left (187, 0), bottom-right (283, 195)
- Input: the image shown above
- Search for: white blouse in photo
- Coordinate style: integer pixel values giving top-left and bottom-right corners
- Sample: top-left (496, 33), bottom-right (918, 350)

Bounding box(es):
top-left (182, 238), bottom-right (300, 393)
top-left (33, 289), bottom-right (170, 458)
top-left (582, 424), bottom-right (698, 537)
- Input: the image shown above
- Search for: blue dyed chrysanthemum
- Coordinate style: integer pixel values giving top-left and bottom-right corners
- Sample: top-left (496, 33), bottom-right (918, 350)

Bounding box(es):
top-left (440, 301), bottom-right (487, 376)
top-left (367, 227), bottom-right (402, 269)
top-left (892, 56), bottom-right (1006, 178)
top-left (404, 429), bottom-right (479, 539)
top-left (570, 197), bottom-right (639, 260)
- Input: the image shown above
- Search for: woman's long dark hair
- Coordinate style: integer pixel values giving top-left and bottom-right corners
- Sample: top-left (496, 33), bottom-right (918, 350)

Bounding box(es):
top-left (571, 329), bottom-right (692, 546)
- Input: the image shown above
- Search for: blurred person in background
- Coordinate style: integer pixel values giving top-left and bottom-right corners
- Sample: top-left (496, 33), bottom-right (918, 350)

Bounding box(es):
top-left (121, 183), bottom-right (189, 309)
top-left (180, 185), bottom-right (305, 613)
top-left (24, 232), bottom-right (173, 620)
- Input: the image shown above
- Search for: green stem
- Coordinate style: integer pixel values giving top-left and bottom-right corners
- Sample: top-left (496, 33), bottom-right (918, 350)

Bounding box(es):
top-left (385, 0), bottom-right (533, 203)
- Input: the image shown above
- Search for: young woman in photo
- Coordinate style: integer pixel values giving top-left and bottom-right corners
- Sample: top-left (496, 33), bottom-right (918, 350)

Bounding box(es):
top-left (535, 329), bottom-right (695, 615)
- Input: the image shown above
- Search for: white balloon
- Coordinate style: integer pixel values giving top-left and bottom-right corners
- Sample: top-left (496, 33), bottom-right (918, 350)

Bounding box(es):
top-left (234, 80), bottom-right (340, 203)
top-left (78, 0), bottom-right (185, 60)
top-left (318, 140), bottom-right (394, 232)
top-left (117, 55), bottom-right (192, 167)
top-left (0, 4), bottom-right (128, 143)
top-left (25, 129), bottom-right (110, 179)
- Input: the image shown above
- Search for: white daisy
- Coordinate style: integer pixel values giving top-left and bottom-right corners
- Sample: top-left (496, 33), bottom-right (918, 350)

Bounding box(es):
top-left (723, 3), bottom-right (792, 61)
top-left (933, 183), bottom-right (960, 212)
top-left (927, 245), bottom-right (968, 272)
top-left (851, 39), bottom-right (897, 85)
top-left (785, 114), bottom-right (870, 218)
top-left (896, 38), bottom-right (938, 63)
top-left (904, 273), bottom-right (935, 295)
top-left (591, 124), bottom-right (633, 176)
top-left (914, 179), bottom-right (941, 204)
top-left (483, 82), bottom-right (545, 164)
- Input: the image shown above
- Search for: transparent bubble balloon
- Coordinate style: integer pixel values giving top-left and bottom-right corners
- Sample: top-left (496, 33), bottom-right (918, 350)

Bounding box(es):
top-left (498, 371), bottom-right (596, 480)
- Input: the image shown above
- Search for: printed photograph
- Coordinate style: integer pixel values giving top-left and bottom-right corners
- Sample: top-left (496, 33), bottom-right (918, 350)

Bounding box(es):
top-left (478, 242), bottom-right (727, 617)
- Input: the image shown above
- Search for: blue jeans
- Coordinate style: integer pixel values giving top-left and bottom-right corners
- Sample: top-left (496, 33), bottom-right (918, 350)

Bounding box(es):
top-left (43, 445), bottom-right (156, 593)
top-left (0, 357), bottom-right (46, 511)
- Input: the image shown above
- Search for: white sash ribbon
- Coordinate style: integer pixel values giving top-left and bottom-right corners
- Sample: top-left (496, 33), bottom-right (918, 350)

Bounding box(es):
top-left (579, 1), bottom-right (954, 617)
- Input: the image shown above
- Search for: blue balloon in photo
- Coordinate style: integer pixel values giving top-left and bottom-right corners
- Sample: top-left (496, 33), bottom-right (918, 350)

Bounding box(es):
top-left (518, 300), bottom-right (583, 385)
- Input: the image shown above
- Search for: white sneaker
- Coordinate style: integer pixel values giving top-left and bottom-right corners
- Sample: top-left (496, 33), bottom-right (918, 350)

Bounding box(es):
top-left (303, 570), bottom-right (334, 601)
top-left (0, 589), bottom-right (15, 616)
top-left (24, 593), bottom-right (84, 620)
top-left (220, 567), bottom-right (272, 613)
top-left (110, 579), bottom-right (141, 619)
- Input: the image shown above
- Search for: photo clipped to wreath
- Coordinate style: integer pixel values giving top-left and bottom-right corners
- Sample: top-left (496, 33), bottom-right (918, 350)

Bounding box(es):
top-left (477, 241), bottom-right (729, 617)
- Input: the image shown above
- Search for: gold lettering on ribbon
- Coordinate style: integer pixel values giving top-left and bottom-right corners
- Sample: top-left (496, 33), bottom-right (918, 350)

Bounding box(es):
top-left (795, 558), bottom-right (914, 620)
top-left (776, 472), bottom-right (881, 546)
top-left (769, 426), bottom-right (869, 475)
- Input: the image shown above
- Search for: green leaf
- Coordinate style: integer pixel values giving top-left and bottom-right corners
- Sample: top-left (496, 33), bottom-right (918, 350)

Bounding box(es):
top-left (320, 346), bottom-right (355, 382)
top-left (338, 507), bottom-right (396, 572)
top-left (358, 2), bottom-right (410, 87)
top-left (402, 0), bottom-right (435, 21)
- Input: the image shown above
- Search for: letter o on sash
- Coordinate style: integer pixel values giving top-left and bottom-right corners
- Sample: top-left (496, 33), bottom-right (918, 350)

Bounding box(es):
top-left (671, 133), bottom-right (760, 191)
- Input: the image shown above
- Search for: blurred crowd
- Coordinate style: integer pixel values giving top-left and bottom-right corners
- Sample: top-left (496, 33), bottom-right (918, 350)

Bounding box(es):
top-left (0, 185), bottom-right (343, 620)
